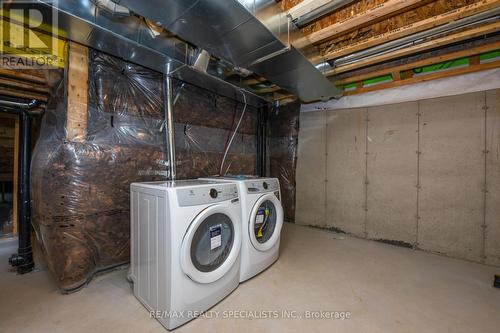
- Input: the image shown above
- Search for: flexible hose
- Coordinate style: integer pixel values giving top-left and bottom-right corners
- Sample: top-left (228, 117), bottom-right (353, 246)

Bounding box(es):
top-left (219, 89), bottom-right (247, 175)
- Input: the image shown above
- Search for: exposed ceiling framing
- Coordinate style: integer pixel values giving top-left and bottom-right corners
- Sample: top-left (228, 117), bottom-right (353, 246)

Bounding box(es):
top-left (271, 0), bottom-right (500, 98)
top-left (6, 1), bottom-right (498, 102)
top-left (0, 69), bottom-right (49, 111)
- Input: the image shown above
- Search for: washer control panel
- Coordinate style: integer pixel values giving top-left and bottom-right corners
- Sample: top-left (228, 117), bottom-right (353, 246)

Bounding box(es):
top-left (245, 178), bottom-right (279, 194)
top-left (177, 184), bottom-right (238, 206)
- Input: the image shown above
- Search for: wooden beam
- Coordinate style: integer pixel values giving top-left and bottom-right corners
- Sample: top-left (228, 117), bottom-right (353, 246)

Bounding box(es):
top-left (0, 69), bottom-right (46, 84)
top-left (0, 87), bottom-right (48, 101)
top-left (66, 41), bottom-right (88, 142)
top-left (319, 0), bottom-right (500, 61)
top-left (243, 77), bottom-right (267, 85)
top-left (279, 97), bottom-right (298, 105)
top-left (326, 21), bottom-right (500, 76)
top-left (403, 69), bottom-right (414, 80)
top-left (0, 138), bottom-right (14, 148)
top-left (333, 40), bottom-right (500, 85)
top-left (294, 0), bottom-right (422, 48)
top-left (288, 0), bottom-right (337, 20)
top-left (0, 125), bottom-right (15, 138)
top-left (391, 71), bottom-right (401, 81)
top-left (334, 36), bottom-right (500, 80)
top-left (12, 115), bottom-right (19, 235)
top-left (343, 59), bottom-right (500, 96)
top-left (274, 93), bottom-right (295, 101)
top-left (253, 85), bottom-right (282, 94)
top-left (469, 54), bottom-right (481, 65)
top-left (0, 77), bottom-right (49, 93)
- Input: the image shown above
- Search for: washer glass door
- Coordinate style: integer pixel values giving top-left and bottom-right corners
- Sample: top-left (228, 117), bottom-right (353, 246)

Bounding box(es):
top-left (181, 205), bottom-right (241, 284)
top-left (249, 193), bottom-right (283, 252)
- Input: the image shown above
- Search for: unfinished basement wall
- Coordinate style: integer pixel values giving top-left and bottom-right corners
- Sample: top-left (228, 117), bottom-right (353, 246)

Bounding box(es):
top-left (31, 45), bottom-right (262, 292)
top-left (296, 90), bottom-right (500, 266)
top-left (267, 101), bottom-right (300, 222)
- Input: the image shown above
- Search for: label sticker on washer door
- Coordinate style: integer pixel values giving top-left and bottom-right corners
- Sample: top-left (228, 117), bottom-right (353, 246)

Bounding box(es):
top-left (210, 225), bottom-right (222, 250)
top-left (255, 210), bottom-right (265, 224)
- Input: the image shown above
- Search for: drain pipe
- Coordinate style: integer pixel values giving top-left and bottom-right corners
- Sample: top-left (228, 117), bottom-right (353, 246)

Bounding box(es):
top-left (164, 69), bottom-right (176, 181)
top-left (1, 99), bottom-right (41, 274)
top-left (333, 10), bottom-right (500, 67)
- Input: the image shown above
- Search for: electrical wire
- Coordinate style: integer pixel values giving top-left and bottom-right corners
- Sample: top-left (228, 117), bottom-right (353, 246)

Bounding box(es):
top-left (219, 89), bottom-right (247, 175)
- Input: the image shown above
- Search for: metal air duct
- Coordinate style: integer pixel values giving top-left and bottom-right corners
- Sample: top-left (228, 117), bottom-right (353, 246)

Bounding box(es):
top-left (118, 0), bottom-right (342, 101)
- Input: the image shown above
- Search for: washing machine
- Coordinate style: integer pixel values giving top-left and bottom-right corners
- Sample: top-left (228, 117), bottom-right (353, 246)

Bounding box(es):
top-left (130, 180), bottom-right (241, 330)
top-left (200, 176), bottom-right (283, 282)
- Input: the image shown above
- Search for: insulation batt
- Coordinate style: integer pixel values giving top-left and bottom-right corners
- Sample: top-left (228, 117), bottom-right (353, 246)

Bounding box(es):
top-left (31, 52), bottom-right (169, 292)
top-left (30, 50), bottom-right (273, 292)
top-left (267, 101), bottom-right (300, 222)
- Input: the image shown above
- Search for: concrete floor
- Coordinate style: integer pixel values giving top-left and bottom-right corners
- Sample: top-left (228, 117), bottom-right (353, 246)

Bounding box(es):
top-left (1, 223), bottom-right (499, 333)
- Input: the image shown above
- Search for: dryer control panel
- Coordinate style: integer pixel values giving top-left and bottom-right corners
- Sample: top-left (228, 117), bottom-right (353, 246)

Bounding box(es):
top-left (245, 178), bottom-right (279, 194)
top-left (177, 184), bottom-right (238, 206)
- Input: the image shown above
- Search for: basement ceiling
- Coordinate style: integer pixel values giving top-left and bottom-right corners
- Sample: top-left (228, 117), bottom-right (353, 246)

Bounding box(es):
top-left (33, 0), bottom-right (500, 101)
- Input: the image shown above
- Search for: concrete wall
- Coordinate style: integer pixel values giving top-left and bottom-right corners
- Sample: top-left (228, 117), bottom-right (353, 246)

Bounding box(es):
top-left (296, 90), bottom-right (500, 266)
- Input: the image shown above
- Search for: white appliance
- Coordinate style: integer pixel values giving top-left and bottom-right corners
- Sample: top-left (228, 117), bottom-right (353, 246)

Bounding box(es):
top-left (200, 176), bottom-right (283, 282)
top-left (130, 180), bottom-right (241, 330)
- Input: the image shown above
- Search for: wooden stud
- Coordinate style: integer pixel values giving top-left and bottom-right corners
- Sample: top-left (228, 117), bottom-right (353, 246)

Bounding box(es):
top-left (317, 0), bottom-right (500, 62)
top-left (403, 70), bottom-right (414, 80)
top-left (66, 41), bottom-right (89, 142)
top-left (326, 21), bottom-right (500, 76)
top-left (343, 59), bottom-right (500, 96)
top-left (333, 40), bottom-right (500, 85)
top-left (293, 0), bottom-right (422, 48)
top-left (469, 55), bottom-right (481, 66)
top-left (391, 71), bottom-right (401, 81)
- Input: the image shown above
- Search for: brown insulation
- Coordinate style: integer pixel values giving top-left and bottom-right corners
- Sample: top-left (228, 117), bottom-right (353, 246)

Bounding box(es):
top-left (267, 101), bottom-right (300, 222)
top-left (31, 51), bottom-right (168, 292)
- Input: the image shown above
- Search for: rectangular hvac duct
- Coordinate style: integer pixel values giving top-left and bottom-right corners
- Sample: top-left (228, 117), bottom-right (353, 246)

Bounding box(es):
top-left (118, 0), bottom-right (342, 102)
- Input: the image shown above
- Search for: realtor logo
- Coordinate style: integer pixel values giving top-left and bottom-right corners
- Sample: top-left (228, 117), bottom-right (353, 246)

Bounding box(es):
top-left (0, 0), bottom-right (64, 69)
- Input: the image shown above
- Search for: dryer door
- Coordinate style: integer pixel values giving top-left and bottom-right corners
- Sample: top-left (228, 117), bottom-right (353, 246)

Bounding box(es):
top-left (248, 193), bottom-right (283, 252)
top-left (180, 204), bottom-right (241, 284)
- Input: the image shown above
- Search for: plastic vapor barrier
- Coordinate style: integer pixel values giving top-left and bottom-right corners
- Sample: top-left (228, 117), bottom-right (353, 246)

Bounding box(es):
top-left (267, 101), bottom-right (300, 222)
top-left (31, 49), bottom-right (264, 292)
top-left (31, 51), bottom-right (169, 292)
top-left (172, 79), bottom-right (258, 178)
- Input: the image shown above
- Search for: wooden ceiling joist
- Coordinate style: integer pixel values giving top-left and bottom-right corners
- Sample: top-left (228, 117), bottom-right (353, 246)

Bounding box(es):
top-left (0, 87), bottom-right (48, 101)
top-left (0, 77), bottom-right (49, 93)
top-left (242, 77), bottom-right (267, 86)
top-left (326, 20), bottom-right (500, 76)
top-left (253, 85), bottom-right (282, 94)
top-left (318, 0), bottom-right (500, 62)
top-left (0, 68), bottom-right (46, 85)
top-left (343, 58), bottom-right (500, 96)
top-left (293, 0), bottom-right (423, 48)
top-left (333, 36), bottom-right (500, 80)
top-left (333, 40), bottom-right (500, 85)
top-left (288, 0), bottom-right (337, 20)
